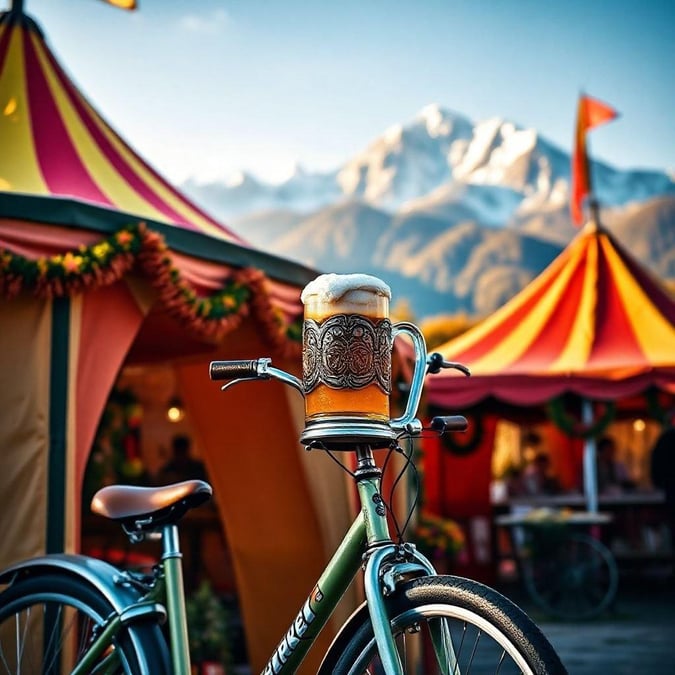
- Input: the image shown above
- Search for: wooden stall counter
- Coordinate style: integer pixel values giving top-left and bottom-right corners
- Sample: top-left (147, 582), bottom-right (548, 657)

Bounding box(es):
top-left (495, 490), bottom-right (672, 571)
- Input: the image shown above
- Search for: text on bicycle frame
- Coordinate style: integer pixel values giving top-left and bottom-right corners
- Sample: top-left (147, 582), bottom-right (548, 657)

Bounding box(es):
top-left (262, 586), bottom-right (323, 674)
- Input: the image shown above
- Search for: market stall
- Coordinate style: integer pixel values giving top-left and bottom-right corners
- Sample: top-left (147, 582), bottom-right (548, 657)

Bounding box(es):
top-left (424, 219), bottom-right (675, 578)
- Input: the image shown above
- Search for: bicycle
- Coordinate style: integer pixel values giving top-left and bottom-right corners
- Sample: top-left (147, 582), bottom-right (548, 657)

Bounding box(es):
top-left (496, 510), bottom-right (619, 620)
top-left (0, 350), bottom-right (567, 674)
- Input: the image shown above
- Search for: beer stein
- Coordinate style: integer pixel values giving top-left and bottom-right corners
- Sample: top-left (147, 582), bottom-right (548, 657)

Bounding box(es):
top-left (299, 273), bottom-right (427, 448)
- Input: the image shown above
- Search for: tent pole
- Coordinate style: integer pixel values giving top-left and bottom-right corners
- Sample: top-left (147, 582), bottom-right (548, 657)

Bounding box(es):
top-left (582, 399), bottom-right (598, 513)
top-left (47, 297), bottom-right (70, 553)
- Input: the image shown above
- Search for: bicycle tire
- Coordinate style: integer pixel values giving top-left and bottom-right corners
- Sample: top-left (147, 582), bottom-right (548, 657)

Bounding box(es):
top-left (523, 532), bottom-right (618, 620)
top-left (320, 575), bottom-right (567, 675)
top-left (0, 571), bottom-right (169, 674)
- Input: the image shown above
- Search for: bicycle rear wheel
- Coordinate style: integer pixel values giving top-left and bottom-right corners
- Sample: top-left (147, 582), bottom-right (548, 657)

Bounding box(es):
top-left (523, 532), bottom-right (618, 620)
top-left (321, 575), bottom-right (566, 674)
top-left (0, 572), bottom-right (168, 674)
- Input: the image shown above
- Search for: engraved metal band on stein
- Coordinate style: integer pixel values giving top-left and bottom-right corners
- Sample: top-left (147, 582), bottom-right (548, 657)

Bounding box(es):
top-left (303, 315), bottom-right (392, 394)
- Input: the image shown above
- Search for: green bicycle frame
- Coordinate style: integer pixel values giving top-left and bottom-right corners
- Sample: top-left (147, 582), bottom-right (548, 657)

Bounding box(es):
top-left (69, 446), bottom-right (443, 675)
top-left (67, 522), bottom-right (192, 675)
top-left (259, 445), bottom-right (435, 675)
top-left (261, 510), bottom-right (367, 674)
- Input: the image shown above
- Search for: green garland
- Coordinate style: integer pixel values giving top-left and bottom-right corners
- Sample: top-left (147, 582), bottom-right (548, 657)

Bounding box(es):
top-left (0, 225), bottom-right (141, 289)
top-left (546, 396), bottom-right (616, 438)
top-left (0, 223), bottom-right (249, 320)
top-left (645, 388), bottom-right (670, 427)
top-left (440, 413), bottom-right (484, 456)
top-left (82, 387), bottom-right (146, 504)
top-left (0, 222), bottom-right (303, 350)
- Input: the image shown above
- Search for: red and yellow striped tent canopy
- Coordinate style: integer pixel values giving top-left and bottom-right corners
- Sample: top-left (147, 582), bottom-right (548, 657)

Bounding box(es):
top-left (0, 9), bottom-right (243, 243)
top-left (427, 222), bottom-right (675, 408)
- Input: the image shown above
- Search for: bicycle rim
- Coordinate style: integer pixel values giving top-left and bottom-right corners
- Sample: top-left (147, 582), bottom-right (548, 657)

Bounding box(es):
top-left (352, 604), bottom-right (538, 674)
top-left (0, 573), bottom-right (165, 674)
top-left (323, 576), bottom-right (566, 675)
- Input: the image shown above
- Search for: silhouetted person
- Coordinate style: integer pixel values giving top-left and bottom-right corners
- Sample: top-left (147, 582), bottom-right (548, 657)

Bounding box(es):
top-left (650, 412), bottom-right (675, 549)
top-left (156, 435), bottom-right (211, 590)
top-left (596, 436), bottom-right (633, 495)
top-left (156, 434), bottom-right (207, 485)
top-left (517, 431), bottom-right (561, 496)
top-left (523, 452), bottom-right (562, 496)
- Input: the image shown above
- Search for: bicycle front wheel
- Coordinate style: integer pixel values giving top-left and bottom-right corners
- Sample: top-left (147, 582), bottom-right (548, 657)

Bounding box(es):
top-left (0, 572), bottom-right (168, 674)
top-left (322, 575), bottom-right (566, 675)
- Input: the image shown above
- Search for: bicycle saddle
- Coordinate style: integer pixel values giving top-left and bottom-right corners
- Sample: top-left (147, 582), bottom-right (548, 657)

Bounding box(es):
top-left (91, 480), bottom-right (212, 530)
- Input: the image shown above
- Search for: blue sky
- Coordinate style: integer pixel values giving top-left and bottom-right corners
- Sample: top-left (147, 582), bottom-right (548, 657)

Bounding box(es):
top-left (15, 0), bottom-right (675, 184)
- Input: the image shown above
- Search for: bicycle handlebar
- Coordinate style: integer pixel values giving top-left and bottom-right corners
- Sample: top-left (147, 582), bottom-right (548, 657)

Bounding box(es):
top-left (429, 415), bottom-right (469, 433)
top-left (209, 359), bottom-right (262, 381)
top-left (210, 351), bottom-right (469, 437)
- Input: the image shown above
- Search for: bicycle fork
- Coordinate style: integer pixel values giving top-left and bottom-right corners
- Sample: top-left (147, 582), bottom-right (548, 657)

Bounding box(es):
top-left (356, 446), bottom-right (457, 675)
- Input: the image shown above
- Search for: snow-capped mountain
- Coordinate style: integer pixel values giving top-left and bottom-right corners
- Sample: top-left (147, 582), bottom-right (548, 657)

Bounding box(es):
top-left (181, 104), bottom-right (675, 320)
top-left (183, 104), bottom-right (674, 220)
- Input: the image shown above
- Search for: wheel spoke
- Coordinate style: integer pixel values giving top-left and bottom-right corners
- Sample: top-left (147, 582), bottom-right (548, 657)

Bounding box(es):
top-left (1, 594), bottom-right (113, 673)
top-left (322, 577), bottom-right (565, 675)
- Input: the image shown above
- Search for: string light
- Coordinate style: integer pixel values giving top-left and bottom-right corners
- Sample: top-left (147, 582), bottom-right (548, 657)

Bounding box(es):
top-left (166, 397), bottom-right (185, 423)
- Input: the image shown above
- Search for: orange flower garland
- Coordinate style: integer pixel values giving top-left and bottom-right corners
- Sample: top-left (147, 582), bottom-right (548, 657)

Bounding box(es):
top-left (0, 222), bottom-right (302, 357)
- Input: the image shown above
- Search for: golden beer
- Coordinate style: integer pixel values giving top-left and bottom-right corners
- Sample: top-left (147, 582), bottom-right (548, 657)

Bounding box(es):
top-left (301, 274), bottom-right (392, 422)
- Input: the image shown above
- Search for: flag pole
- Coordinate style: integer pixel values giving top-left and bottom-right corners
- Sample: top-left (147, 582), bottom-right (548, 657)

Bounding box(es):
top-left (585, 125), bottom-right (601, 227)
top-left (588, 197), bottom-right (601, 228)
top-left (571, 93), bottom-right (618, 227)
top-left (582, 400), bottom-right (599, 513)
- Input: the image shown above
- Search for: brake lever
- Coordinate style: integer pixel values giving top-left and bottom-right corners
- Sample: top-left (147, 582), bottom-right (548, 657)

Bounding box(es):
top-left (217, 361), bottom-right (304, 395)
top-left (220, 376), bottom-right (267, 392)
top-left (426, 352), bottom-right (471, 377)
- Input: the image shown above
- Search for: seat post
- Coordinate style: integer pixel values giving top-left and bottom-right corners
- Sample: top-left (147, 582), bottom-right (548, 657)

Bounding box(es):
top-left (161, 523), bottom-right (192, 674)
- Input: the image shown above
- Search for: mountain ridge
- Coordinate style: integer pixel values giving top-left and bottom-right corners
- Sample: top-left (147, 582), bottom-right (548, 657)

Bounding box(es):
top-left (183, 104), bottom-right (674, 220)
top-left (182, 104), bottom-right (674, 319)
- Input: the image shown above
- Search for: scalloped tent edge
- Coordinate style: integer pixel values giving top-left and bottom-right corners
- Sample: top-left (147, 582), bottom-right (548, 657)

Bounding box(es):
top-left (426, 222), bottom-right (675, 409)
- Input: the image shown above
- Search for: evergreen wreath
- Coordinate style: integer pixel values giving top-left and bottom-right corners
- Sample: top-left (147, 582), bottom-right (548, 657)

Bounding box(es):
top-left (547, 396), bottom-right (616, 438)
top-left (645, 388), bottom-right (670, 427)
top-left (440, 413), bottom-right (483, 456)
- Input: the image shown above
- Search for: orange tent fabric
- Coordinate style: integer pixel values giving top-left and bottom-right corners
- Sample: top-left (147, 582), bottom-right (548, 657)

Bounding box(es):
top-left (427, 222), bottom-right (675, 408)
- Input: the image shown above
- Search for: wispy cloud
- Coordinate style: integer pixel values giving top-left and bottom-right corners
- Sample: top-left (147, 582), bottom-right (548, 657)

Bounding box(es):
top-left (178, 9), bottom-right (230, 35)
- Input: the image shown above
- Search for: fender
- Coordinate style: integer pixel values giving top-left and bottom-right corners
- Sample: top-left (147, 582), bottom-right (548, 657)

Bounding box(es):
top-left (0, 553), bottom-right (145, 612)
top-left (0, 553), bottom-right (168, 675)
top-left (317, 600), bottom-right (372, 675)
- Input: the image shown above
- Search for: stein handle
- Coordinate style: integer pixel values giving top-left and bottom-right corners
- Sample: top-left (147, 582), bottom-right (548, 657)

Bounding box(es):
top-left (390, 321), bottom-right (427, 433)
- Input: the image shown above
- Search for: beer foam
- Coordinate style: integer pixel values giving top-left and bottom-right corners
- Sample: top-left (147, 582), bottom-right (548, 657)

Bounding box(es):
top-left (301, 273), bottom-right (391, 304)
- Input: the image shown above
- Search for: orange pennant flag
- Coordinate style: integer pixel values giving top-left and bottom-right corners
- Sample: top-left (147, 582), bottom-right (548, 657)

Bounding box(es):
top-left (570, 94), bottom-right (618, 225)
top-left (98, 0), bottom-right (137, 10)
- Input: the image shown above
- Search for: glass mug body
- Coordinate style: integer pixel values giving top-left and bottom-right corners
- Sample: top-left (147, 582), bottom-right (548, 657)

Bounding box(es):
top-left (302, 288), bottom-right (391, 423)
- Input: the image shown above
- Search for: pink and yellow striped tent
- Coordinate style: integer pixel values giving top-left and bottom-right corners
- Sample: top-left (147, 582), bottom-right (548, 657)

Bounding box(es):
top-left (0, 10), bottom-right (243, 242)
top-left (0, 8), bottom-right (348, 671)
top-left (427, 222), bottom-right (675, 408)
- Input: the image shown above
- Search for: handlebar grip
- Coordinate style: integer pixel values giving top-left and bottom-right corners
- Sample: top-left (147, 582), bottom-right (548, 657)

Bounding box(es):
top-left (209, 360), bottom-right (259, 381)
top-left (430, 415), bottom-right (469, 433)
